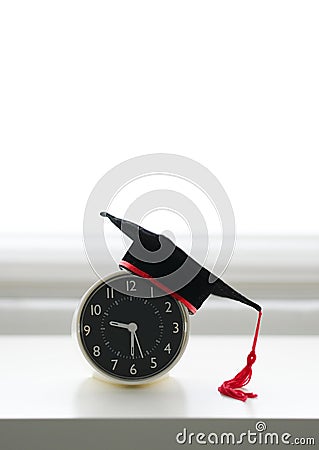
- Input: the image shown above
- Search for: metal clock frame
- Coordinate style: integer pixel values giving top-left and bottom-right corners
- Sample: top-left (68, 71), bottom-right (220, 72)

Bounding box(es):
top-left (72, 271), bottom-right (190, 385)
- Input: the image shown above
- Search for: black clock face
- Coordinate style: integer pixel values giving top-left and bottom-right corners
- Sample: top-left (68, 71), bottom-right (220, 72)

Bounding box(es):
top-left (78, 272), bottom-right (189, 382)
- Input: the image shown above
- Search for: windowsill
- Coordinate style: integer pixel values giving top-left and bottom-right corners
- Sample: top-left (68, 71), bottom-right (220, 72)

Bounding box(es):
top-left (1, 297), bottom-right (319, 335)
top-left (1, 334), bottom-right (318, 419)
top-left (1, 234), bottom-right (319, 335)
top-left (1, 234), bottom-right (319, 299)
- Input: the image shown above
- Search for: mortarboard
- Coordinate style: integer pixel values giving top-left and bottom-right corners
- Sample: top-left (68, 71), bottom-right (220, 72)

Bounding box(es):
top-left (101, 211), bottom-right (262, 401)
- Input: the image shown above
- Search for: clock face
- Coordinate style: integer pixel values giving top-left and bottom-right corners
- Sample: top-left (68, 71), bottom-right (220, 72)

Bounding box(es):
top-left (76, 272), bottom-right (189, 383)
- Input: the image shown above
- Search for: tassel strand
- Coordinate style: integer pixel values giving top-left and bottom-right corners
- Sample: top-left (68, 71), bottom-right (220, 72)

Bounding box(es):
top-left (218, 310), bottom-right (262, 402)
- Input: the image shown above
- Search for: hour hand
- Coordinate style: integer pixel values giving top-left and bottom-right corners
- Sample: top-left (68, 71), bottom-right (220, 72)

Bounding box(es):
top-left (109, 321), bottom-right (130, 329)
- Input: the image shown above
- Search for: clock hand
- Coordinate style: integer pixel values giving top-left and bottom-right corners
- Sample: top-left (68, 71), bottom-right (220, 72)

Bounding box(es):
top-left (109, 321), bottom-right (130, 329)
top-left (130, 330), bottom-right (135, 358)
top-left (134, 331), bottom-right (144, 358)
top-left (109, 321), bottom-right (139, 358)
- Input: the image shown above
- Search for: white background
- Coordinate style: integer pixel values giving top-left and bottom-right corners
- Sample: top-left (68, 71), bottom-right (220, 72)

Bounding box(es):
top-left (0, 5), bottom-right (318, 428)
top-left (1, 1), bottom-right (319, 236)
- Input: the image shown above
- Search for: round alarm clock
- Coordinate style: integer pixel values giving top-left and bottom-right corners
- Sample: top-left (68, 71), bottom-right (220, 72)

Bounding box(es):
top-left (73, 271), bottom-right (190, 385)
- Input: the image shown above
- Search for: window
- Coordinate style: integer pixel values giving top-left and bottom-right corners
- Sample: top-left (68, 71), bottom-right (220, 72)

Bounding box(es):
top-left (0, 1), bottom-right (318, 335)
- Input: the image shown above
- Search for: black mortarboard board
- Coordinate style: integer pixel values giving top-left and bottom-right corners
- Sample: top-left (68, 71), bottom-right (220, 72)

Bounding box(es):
top-left (101, 211), bottom-right (263, 401)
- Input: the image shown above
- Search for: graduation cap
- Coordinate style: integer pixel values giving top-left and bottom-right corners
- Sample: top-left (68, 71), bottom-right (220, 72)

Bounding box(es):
top-left (101, 211), bottom-right (262, 402)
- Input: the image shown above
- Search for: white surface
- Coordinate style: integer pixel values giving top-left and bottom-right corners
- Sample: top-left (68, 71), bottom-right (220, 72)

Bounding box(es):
top-left (0, 335), bottom-right (318, 419)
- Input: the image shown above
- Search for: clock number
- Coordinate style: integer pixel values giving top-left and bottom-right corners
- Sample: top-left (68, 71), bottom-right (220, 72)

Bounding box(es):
top-left (126, 280), bottom-right (136, 292)
top-left (172, 322), bottom-right (179, 333)
top-left (111, 359), bottom-right (118, 371)
top-left (83, 325), bottom-right (90, 336)
top-left (93, 345), bottom-right (101, 357)
top-left (164, 343), bottom-right (171, 354)
top-left (90, 304), bottom-right (101, 316)
top-left (130, 364), bottom-right (137, 375)
top-left (165, 301), bottom-right (172, 313)
top-left (106, 287), bottom-right (114, 299)
top-left (150, 357), bottom-right (157, 369)
top-left (150, 286), bottom-right (154, 297)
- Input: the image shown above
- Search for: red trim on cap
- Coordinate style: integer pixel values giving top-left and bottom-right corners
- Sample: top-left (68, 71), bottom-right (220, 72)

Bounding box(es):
top-left (119, 260), bottom-right (197, 315)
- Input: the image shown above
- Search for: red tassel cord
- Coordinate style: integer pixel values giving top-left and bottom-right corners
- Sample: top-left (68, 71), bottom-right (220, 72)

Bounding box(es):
top-left (218, 310), bottom-right (262, 402)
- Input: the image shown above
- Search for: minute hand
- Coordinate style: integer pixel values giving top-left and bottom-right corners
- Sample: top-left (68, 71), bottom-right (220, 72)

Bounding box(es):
top-left (130, 331), bottom-right (135, 358)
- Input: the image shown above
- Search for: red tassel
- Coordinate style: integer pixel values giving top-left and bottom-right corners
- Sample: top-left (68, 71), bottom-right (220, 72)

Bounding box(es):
top-left (218, 310), bottom-right (262, 402)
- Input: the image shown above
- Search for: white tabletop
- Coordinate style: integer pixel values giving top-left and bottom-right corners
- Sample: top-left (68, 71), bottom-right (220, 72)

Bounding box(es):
top-left (0, 335), bottom-right (318, 419)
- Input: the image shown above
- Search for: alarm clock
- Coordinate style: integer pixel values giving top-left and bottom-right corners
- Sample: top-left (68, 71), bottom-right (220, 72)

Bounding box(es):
top-left (73, 271), bottom-right (190, 385)
top-left (74, 211), bottom-right (262, 400)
